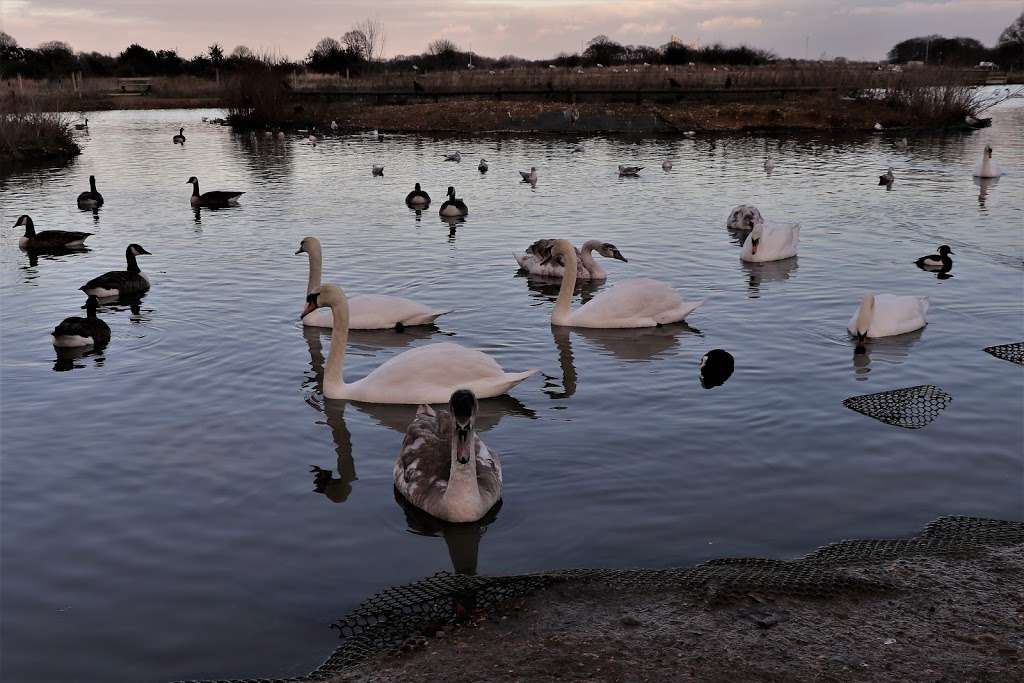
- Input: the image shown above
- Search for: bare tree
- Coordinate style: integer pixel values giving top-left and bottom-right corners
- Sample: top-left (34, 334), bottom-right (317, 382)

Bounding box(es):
top-left (310, 37), bottom-right (342, 60)
top-left (428, 39), bottom-right (459, 56)
top-left (356, 18), bottom-right (386, 62)
top-left (230, 45), bottom-right (253, 59)
top-left (342, 30), bottom-right (370, 60)
top-left (0, 31), bottom-right (17, 50)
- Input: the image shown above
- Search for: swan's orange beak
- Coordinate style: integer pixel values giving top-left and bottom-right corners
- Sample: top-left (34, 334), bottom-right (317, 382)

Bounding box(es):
top-left (301, 301), bottom-right (316, 319)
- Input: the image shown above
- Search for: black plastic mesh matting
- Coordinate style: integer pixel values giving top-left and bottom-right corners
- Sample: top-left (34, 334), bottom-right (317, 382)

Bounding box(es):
top-left (842, 384), bottom-right (952, 429)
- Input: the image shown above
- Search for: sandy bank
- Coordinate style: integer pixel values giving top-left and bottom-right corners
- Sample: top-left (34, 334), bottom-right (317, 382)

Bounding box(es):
top-left (330, 543), bottom-right (1022, 682)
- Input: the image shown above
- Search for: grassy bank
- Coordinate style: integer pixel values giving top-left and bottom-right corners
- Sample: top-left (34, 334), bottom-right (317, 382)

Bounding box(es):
top-left (331, 543), bottom-right (1023, 682)
top-left (0, 108), bottom-right (80, 169)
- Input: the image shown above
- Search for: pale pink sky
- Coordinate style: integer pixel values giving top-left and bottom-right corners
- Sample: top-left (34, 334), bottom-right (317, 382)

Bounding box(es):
top-left (1, 0), bottom-right (1018, 62)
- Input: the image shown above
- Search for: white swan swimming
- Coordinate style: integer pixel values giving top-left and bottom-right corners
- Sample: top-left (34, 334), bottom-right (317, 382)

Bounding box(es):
top-left (295, 237), bottom-right (450, 330)
top-left (847, 294), bottom-right (928, 344)
top-left (393, 389), bottom-right (502, 523)
top-left (305, 285), bottom-right (537, 403)
top-left (973, 144), bottom-right (1003, 178)
top-left (542, 239), bottom-right (704, 328)
top-left (514, 239), bottom-right (627, 279)
top-left (740, 222), bottom-right (800, 262)
top-left (726, 205), bottom-right (764, 232)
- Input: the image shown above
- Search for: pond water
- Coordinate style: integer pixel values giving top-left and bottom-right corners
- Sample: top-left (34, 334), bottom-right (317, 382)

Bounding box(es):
top-left (2, 96), bottom-right (1022, 682)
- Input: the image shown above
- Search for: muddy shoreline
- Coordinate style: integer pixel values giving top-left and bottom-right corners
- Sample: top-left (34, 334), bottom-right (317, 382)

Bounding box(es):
top-left (330, 544), bottom-right (1023, 682)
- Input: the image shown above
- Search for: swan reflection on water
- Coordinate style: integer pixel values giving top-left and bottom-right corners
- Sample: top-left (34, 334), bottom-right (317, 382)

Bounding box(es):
top-left (518, 271), bottom-right (603, 306)
top-left (850, 327), bottom-right (925, 380)
top-left (742, 257), bottom-right (799, 298)
top-left (975, 176), bottom-right (999, 209)
top-left (545, 321), bottom-right (699, 398)
top-left (393, 487), bottom-right (502, 576)
top-left (301, 329), bottom-right (535, 502)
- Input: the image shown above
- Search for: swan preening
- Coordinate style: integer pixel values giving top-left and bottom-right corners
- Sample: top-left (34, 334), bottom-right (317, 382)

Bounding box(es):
top-left (973, 144), bottom-right (1003, 178)
top-left (540, 239), bottom-right (704, 328)
top-left (295, 236), bottom-right (450, 330)
top-left (405, 183), bottom-right (431, 207)
top-left (173, 127), bottom-right (186, 143)
top-left (439, 186), bottom-right (468, 217)
top-left (915, 245), bottom-right (953, 272)
top-left (76, 175), bottom-right (104, 209)
top-left (394, 389), bottom-right (502, 523)
top-left (186, 176), bottom-right (244, 206)
top-left (303, 285), bottom-right (536, 403)
top-left (848, 294), bottom-right (928, 347)
top-left (726, 205), bottom-right (763, 232)
top-left (80, 244), bottom-right (151, 298)
top-left (515, 239), bottom-right (627, 279)
top-left (741, 222), bottom-right (800, 263)
top-left (14, 215), bottom-right (91, 250)
top-left (52, 295), bottom-right (110, 348)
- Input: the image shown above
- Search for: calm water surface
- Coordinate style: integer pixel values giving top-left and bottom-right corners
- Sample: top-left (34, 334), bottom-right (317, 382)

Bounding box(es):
top-left (2, 99), bottom-right (1022, 682)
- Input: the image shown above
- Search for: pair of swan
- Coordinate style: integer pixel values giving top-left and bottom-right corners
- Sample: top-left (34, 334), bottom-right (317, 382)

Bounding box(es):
top-left (394, 389), bottom-right (501, 523)
top-left (726, 205), bottom-right (800, 263)
top-left (53, 295), bottom-right (110, 348)
top-left (14, 215), bottom-right (91, 250)
top-left (848, 294), bottom-right (928, 347)
top-left (186, 177), bottom-right (244, 206)
top-left (80, 244), bottom-right (152, 298)
top-left (77, 175), bottom-right (104, 209)
top-left (296, 236), bottom-right (450, 330)
top-left (515, 239), bottom-right (627, 280)
top-left (973, 144), bottom-right (1002, 178)
top-left (303, 285), bottom-right (537, 403)
top-left (541, 240), bottom-right (704, 328)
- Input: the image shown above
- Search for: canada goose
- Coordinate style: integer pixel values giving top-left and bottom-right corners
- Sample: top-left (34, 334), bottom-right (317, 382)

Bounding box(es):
top-left (405, 183), bottom-right (431, 206)
top-left (439, 186), bottom-right (468, 217)
top-left (186, 176), bottom-right (244, 206)
top-left (80, 244), bottom-right (152, 298)
top-left (74, 117), bottom-right (88, 130)
top-left (478, 158), bottom-right (488, 172)
top-left (76, 175), bottom-right (104, 209)
top-left (172, 127), bottom-right (186, 143)
top-left (372, 165), bottom-right (384, 176)
top-left (13, 215), bottom-right (92, 250)
top-left (52, 295), bottom-right (111, 348)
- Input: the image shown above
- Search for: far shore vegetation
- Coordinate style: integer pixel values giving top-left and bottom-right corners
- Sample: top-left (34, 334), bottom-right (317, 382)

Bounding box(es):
top-left (1, 11), bottom-right (1021, 163)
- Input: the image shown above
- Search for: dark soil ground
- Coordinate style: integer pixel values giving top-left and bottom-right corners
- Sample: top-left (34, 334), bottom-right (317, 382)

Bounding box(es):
top-left (330, 544), bottom-right (1023, 682)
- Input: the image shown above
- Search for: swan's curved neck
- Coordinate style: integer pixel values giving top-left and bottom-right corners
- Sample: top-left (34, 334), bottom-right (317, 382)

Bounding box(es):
top-left (304, 243), bottom-right (323, 294)
top-left (579, 241), bottom-right (600, 273)
top-left (553, 246), bottom-right (578, 325)
top-left (325, 298), bottom-right (350, 396)
top-left (442, 425), bottom-right (481, 512)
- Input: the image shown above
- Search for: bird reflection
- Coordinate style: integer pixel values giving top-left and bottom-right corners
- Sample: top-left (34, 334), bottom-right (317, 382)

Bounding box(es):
top-left (743, 257), bottom-right (799, 298)
top-left (409, 208), bottom-right (424, 224)
top-left (53, 346), bottom-right (106, 372)
top-left (975, 176), bottom-right (999, 209)
top-left (393, 487), bottom-right (502, 576)
top-left (440, 215), bottom-right (464, 240)
top-left (22, 246), bottom-right (92, 270)
top-left (849, 327), bottom-right (925, 378)
top-left (308, 400), bottom-right (358, 504)
top-left (518, 271), bottom-right (602, 306)
top-left (544, 322), bottom-right (695, 399)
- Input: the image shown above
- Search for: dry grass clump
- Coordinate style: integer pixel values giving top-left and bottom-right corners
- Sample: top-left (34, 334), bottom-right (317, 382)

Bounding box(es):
top-left (0, 105), bottom-right (80, 166)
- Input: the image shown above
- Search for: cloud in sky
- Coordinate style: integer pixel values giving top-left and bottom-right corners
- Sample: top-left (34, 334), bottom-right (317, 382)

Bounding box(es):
top-left (0, 0), bottom-right (1017, 61)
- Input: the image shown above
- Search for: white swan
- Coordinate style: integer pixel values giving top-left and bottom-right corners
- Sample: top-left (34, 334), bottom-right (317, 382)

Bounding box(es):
top-left (847, 294), bottom-right (928, 344)
top-left (726, 205), bottom-right (763, 232)
top-left (295, 237), bottom-right (450, 330)
top-left (515, 239), bottom-right (627, 279)
top-left (394, 389), bottom-right (501, 523)
top-left (973, 144), bottom-right (1003, 178)
top-left (305, 285), bottom-right (537, 403)
top-left (542, 239), bottom-right (704, 328)
top-left (740, 222), bottom-right (800, 262)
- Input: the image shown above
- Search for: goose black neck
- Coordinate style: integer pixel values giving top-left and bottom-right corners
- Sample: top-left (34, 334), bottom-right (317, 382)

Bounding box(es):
top-left (86, 299), bottom-right (98, 318)
top-left (192, 181), bottom-right (200, 197)
top-left (89, 176), bottom-right (97, 193)
top-left (125, 247), bottom-right (141, 273)
top-left (23, 217), bottom-right (35, 238)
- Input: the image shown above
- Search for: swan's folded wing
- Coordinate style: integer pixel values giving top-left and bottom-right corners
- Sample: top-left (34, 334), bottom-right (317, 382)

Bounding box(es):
top-left (574, 279), bottom-right (685, 327)
top-left (395, 411), bottom-right (451, 501)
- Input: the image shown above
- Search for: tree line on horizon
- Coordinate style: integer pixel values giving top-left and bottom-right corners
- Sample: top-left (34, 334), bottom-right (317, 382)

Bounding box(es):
top-left (1, 10), bottom-right (1021, 81)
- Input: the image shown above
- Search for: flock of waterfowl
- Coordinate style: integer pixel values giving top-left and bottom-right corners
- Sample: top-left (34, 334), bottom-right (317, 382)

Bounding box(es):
top-left (10, 123), bottom-right (1007, 524)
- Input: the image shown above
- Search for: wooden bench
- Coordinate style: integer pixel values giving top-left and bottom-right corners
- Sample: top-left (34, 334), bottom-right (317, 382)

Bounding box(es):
top-left (115, 78), bottom-right (152, 95)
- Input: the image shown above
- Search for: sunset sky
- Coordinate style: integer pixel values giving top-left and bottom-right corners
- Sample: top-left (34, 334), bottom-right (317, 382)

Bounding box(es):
top-left (1, 0), bottom-right (1018, 62)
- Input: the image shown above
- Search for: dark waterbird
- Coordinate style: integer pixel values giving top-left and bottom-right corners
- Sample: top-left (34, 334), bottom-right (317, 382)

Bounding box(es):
top-left (700, 349), bottom-right (734, 389)
top-left (173, 127), bottom-right (186, 143)
top-left (186, 176), bottom-right (244, 207)
top-left (13, 215), bottom-right (92, 251)
top-left (915, 245), bottom-right (953, 272)
top-left (80, 244), bottom-right (152, 298)
top-left (52, 295), bottom-right (110, 348)
top-left (439, 186), bottom-right (468, 217)
top-left (405, 183), bottom-right (431, 207)
top-left (76, 175), bottom-right (104, 209)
